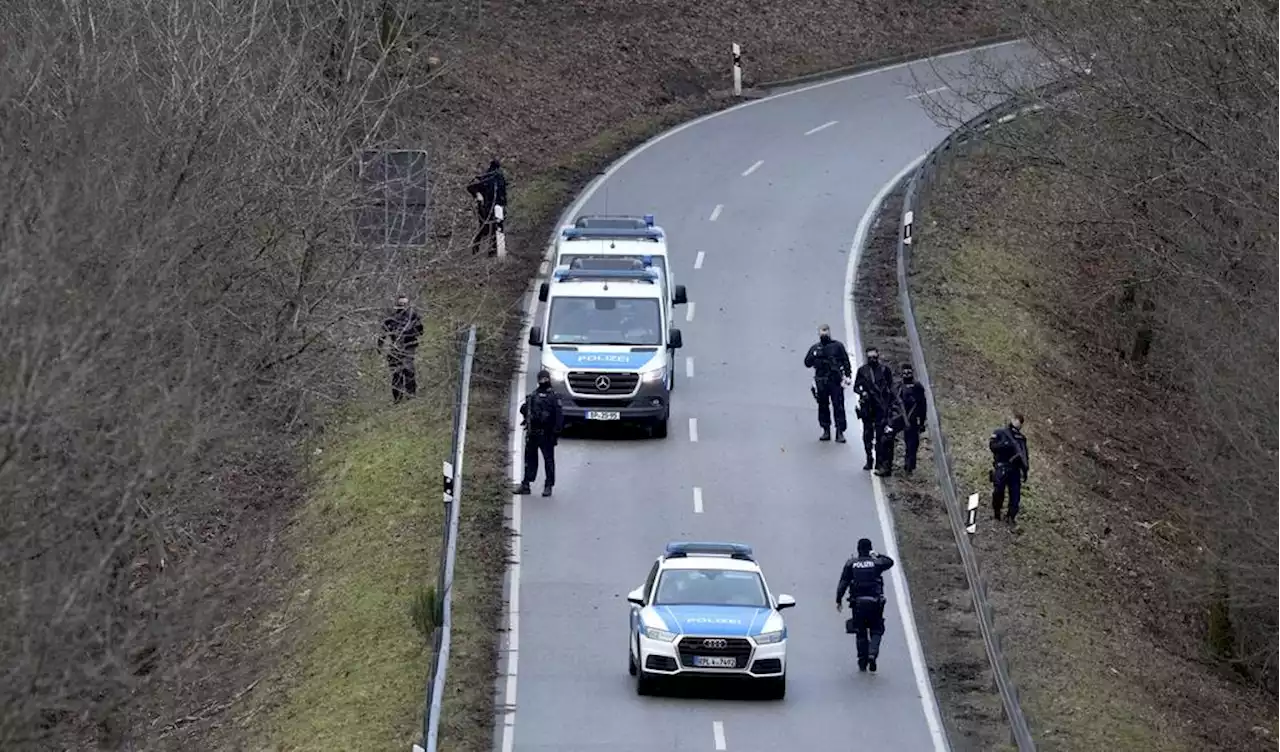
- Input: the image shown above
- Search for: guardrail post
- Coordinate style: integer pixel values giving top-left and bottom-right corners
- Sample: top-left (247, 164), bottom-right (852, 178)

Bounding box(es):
top-left (731, 43), bottom-right (743, 96)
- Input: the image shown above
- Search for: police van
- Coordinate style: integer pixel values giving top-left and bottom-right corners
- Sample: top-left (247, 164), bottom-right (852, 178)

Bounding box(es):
top-left (542, 214), bottom-right (688, 330)
top-left (528, 264), bottom-right (683, 438)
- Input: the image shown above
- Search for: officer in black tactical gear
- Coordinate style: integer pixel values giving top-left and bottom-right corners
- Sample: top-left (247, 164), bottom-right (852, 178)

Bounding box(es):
top-left (884, 363), bottom-right (928, 476)
top-left (376, 294), bottom-right (424, 403)
top-left (836, 538), bottom-right (895, 673)
top-left (516, 369), bottom-right (563, 497)
top-left (804, 324), bottom-right (853, 442)
top-left (989, 412), bottom-right (1029, 524)
top-left (467, 158), bottom-right (509, 256)
top-left (852, 346), bottom-right (894, 471)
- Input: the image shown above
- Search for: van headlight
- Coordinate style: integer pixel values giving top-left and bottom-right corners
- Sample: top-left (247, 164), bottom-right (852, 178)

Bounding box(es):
top-left (640, 367), bottom-right (667, 383)
top-left (753, 630), bottom-right (785, 645)
top-left (542, 364), bottom-right (568, 382)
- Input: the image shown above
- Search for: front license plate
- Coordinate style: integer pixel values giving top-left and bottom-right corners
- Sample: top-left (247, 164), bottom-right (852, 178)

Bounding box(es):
top-left (585, 411), bottom-right (621, 421)
top-left (693, 655), bottom-right (737, 668)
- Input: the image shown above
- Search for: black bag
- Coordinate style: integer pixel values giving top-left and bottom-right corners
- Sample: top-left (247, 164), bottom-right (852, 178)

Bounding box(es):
top-left (845, 617), bottom-right (857, 634)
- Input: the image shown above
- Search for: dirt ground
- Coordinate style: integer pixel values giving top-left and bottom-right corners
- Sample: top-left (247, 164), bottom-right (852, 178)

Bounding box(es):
top-left (133, 4), bottom-right (1023, 751)
top-left (877, 137), bottom-right (1279, 750)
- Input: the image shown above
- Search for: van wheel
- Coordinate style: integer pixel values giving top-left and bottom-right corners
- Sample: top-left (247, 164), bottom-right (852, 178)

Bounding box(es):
top-left (651, 418), bottom-right (668, 439)
top-left (668, 354), bottom-right (676, 391)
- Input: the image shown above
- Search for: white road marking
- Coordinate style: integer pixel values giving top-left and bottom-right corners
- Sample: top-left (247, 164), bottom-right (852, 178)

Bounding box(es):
top-left (713, 721), bottom-right (726, 750)
top-left (694, 250), bottom-right (705, 269)
top-left (685, 357), bottom-right (695, 378)
top-left (688, 418), bottom-right (698, 443)
top-left (804, 120), bottom-right (839, 135)
top-left (741, 159), bottom-right (764, 177)
top-left (693, 487), bottom-right (704, 514)
top-left (686, 301), bottom-right (696, 322)
top-left (501, 37), bottom-right (1022, 752)
top-left (906, 85), bottom-right (950, 99)
top-left (708, 204), bottom-right (723, 222)
top-left (845, 152), bottom-right (949, 752)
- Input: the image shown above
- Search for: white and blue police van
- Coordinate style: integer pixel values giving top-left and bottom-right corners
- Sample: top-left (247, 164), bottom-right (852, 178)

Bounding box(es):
top-left (542, 214), bottom-right (688, 331)
top-left (528, 264), bottom-right (683, 438)
top-left (627, 542), bottom-right (794, 699)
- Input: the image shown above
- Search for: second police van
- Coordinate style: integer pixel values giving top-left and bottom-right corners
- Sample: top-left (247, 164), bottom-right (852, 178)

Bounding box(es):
top-left (529, 248), bottom-right (684, 439)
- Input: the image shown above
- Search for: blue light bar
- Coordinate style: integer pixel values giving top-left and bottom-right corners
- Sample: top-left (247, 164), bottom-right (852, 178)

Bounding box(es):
top-left (551, 266), bottom-right (661, 283)
top-left (643, 213), bottom-right (655, 227)
top-left (560, 227), bottom-right (664, 242)
top-left (664, 541), bottom-right (755, 561)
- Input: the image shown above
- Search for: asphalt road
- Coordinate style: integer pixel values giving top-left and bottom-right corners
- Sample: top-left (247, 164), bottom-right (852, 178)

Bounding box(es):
top-left (499, 40), bottom-right (1040, 752)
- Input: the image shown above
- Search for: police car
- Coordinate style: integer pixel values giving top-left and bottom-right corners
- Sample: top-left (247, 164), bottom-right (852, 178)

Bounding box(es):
top-left (626, 542), bottom-right (794, 699)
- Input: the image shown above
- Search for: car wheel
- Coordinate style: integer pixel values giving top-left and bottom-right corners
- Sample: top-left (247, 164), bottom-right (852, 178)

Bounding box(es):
top-left (636, 669), bottom-right (657, 696)
top-left (651, 417), bottom-right (668, 439)
top-left (628, 639), bottom-right (638, 677)
top-left (763, 674), bottom-right (786, 700)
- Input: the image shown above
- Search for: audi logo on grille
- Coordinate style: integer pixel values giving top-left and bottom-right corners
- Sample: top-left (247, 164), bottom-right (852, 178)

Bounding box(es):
top-left (701, 638), bottom-right (728, 649)
top-left (594, 375), bottom-right (611, 391)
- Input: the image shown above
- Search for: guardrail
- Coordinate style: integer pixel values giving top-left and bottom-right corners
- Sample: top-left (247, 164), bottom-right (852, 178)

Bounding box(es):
top-left (415, 324), bottom-right (478, 752)
top-left (896, 77), bottom-right (1077, 752)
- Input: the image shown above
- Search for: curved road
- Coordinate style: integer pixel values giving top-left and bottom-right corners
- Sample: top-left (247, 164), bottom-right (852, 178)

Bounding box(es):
top-left (499, 40), bottom-right (1039, 752)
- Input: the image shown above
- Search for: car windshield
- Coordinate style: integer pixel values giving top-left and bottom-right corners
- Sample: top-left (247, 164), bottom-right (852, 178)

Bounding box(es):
top-left (561, 253), bottom-right (667, 279)
top-left (652, 568), bottom-right (769, 608)
top-left (547, 296), bottom-right (662, 346)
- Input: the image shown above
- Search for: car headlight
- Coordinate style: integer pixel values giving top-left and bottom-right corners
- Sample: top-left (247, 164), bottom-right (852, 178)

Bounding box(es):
top-left (753, 630), bottom-right (785, 645)
top-left (643, 626), bottom-right (678, 642)
top-left (640, 367), bottom-right (667, 383)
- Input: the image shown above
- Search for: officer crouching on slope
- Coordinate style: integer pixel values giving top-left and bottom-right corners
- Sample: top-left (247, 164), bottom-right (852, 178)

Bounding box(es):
top-left (804, 324), bottom-right (853, 442)
top-left (836, 537), bottom-right (896, 673)
top-left (515, 369), bottom-right (563, 497)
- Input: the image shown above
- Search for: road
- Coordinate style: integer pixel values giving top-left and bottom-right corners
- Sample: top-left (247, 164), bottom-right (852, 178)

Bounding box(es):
top-left (498, 40), bottom-right (1040, 752)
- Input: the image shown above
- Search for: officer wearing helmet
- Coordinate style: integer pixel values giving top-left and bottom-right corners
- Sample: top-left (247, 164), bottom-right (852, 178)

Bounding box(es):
top-left (516, 369), bottom-right (563, 497)
top-left (835, 537), bottom-right (895, 673)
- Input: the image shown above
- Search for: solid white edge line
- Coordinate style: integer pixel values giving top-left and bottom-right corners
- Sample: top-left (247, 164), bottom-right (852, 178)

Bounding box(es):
top-left (688, 417), bottom-right (698, 442)
top-left (685, 356), bottom-right (695, 378)
top-left (694, 250), bottom-right (706, 269)
top-left (686, 301), bottom-right (696, 322)
top-left (498, 36), bottom-right (1023, 752)
top-left (845, 152), bottom-right (950, 752)
top-left (741, 159), bottom-right (764, 176)
top-left (709, 204), bottom-right (723, 221)
top-left (804, 119), bottom-right (839, 135)
top-left (712, 720), bottom-right (727, 750)
top-left (693, 486), bottom-right (704, 514)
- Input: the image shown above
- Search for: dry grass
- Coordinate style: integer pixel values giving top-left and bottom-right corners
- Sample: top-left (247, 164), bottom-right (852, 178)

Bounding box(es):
top-left (902, 142), bottom-right (1278, 751)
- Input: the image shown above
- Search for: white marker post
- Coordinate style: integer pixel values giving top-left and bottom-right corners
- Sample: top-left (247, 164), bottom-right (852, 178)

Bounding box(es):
top-left (903, 209), bottom-right (914, 246)
top-left (494, 204), bottom-right (507, 258)
top-left (731, 43), bottom-right (743, 97)
top-left (443, 460), bottom-right (455, 505)
top-left (965, 492), bottom-right (980, 534)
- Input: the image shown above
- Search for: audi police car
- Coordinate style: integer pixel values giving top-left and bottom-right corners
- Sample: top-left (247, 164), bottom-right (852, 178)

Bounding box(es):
top-left (627, 542), bottom-right (794, 699)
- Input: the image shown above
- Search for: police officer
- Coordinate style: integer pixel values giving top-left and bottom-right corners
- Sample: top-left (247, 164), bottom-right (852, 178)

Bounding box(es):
top-left (516, 369), bottom-right (563, 497)
top-left (836, 538), bottom-right (895, 673)
top-left (852, 346), bottom-right (894, 471)
top-left (884, 363), bottom-right (928, 476)
top-left (989, 412), bottom-right (1029, 524)
top-left (376, 294), bottom-right (424, 403)
top-left (804, 324), bottom-right (853, 442)
top-left (467, 158), bottom-right (509, 256)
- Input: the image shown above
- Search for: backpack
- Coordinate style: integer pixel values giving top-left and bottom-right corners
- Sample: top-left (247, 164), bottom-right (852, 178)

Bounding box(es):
top-left (528, 391), bottom-right (554, 427)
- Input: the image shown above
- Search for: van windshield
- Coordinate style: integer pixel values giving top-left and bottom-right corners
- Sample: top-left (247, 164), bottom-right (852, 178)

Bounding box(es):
top-left (547, 297), bottom-right (663, 346)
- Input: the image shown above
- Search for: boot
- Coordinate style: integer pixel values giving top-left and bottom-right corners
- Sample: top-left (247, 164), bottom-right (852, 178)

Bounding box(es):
top-left (874, 466), bottom-right (892, 477)
top-left (819, 428), bottom-right (831, 442)
top-left (862, 451), bottom-right (874, 470)
top-left (835, 430), bottom-right (846, 443)
top-left (541, 484), bottom-right (553, 498)
top-left (868, 657), bottom-right (877, 673)
top-left (515, 482), bottom-right (531, 495)
top-left (857, 657), bottom-right (868, 672)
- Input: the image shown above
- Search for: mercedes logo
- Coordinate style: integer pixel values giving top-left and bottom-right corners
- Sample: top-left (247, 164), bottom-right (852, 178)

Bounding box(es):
top-left (594, 375), bottom-right (611, 392)
top-left (701, 638), bottom-right (728, 649)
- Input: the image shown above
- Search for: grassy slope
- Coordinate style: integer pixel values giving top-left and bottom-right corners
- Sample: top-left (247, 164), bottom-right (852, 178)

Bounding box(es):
top-left (197, 4), bottom-right (1022, 751)
top-left (906, 143), bottom-right (1278, 751)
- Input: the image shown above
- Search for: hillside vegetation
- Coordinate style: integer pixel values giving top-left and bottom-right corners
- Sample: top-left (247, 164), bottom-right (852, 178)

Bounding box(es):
top-left (0, 0), bottom-right (1013, 749)
top-left (897, 0), bottom-right (1276, 748)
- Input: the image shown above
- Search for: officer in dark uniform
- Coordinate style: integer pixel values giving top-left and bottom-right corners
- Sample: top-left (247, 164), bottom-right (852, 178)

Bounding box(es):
top-left (467, 158), bottom-right (509, 256)
top-left (883, 363), bottom-right (928, 476)
top-left (836, 537), bottom-right (895, 673)
top-left (803, 324), bottom-right (853, 442)
top-left (516, 369), bottom-right (563, 497)
top-left (376, 294), bottom-right (424, 403)
top-left (989, 412), bottom-right (1029, 524)
top-left (852, 346), bottom-right (894, 471)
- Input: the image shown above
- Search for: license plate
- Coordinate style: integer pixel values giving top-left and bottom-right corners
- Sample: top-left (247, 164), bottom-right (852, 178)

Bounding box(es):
top-left (585, 411), bottom-right (621, 421)
top-left (693, 655), bottom-right (737, 668)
